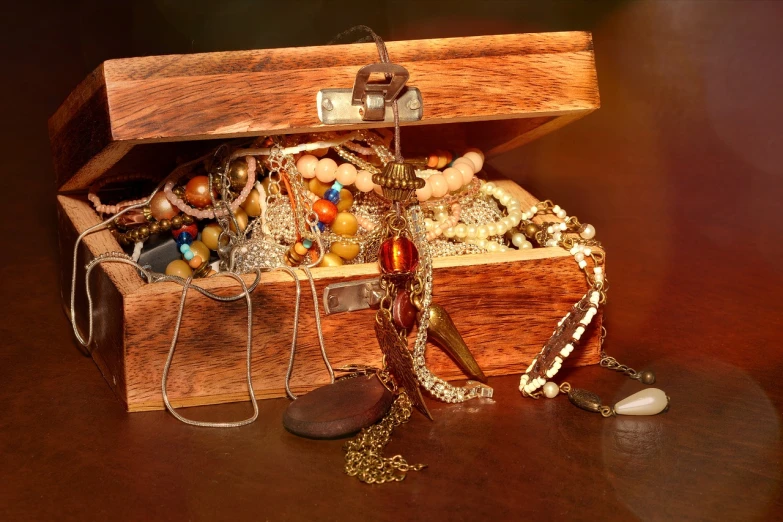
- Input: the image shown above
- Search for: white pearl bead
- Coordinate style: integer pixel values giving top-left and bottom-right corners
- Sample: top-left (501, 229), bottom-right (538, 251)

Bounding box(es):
top-left (483, 182), bottom-right (496, 194)
top-left (521, 240), bottom-right (533, 249)
top-left (543, 381), bottom-right (560, 398)
top-left (509, 211), bottom-right (522, 224)
top-left (614, 388), bottom-right (669, 415)
top-left (555, 209), bottom-right (567, 219)
top-left (530, 205), bottom-right (538, 213)
top-left (498, 245), bottom-right (508, 252)
top-left (435, 212), bottom-right (448, 222)
top-left (546, 239), bottom-right (558, 247)
top-left (455, 224), bottom-right (467, 238)
top-left (466, 225), bottom-right (477, 238)
top-left (487, 241), bottom-right (499, 252)
top-left (476, 239), bottom-right (487, 248)
top-left (500, 193), bottom-right (512, 205)
top-left (424, 218), bottom-right (434, 231)
top-left (507, 199), bottom-right (520, 210)
top-left (574, 252), bottom-right (585, 262)
top-left (477, 226), bottom-right (488, 238)
top-left (511, 233), bottom-right (525, 247)
top-left (580, 224), bottom-right (596, 239)
top-left (443, 227), bottom-right (456, 238)
top-left (486, 223), bottom-right (497, 236)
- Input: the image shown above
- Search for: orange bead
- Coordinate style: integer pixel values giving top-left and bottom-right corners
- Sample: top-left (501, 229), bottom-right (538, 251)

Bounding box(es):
top-left (427, 154), bottom-right (439, 168)
top-left (313, 199), bottom-right (338, 224)
top-left (189, 255), bottom-right (203, 269)
top-left (379, 236), bottom-right (419, 275)
top-left (184, 176), bottom-right (216, 208)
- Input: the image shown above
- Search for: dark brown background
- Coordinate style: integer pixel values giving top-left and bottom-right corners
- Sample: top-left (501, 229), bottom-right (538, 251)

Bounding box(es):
top-left (1, 1), bottom-right (781, 520)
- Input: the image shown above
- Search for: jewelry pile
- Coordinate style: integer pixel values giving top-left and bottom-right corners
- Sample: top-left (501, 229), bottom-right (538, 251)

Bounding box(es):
top-left (72, 127), bottom-right (669, 483)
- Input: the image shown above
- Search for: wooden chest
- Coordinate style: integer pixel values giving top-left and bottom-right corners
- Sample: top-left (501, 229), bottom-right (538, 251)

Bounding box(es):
top-left (51, 32), bottom-right (601, 412)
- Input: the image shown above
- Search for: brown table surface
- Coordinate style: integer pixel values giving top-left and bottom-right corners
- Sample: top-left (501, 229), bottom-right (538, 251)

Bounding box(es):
top-left (1, 1), bottom-right (782, 521)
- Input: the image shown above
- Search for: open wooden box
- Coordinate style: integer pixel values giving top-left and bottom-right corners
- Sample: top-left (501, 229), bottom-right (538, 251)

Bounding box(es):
top-left (51, 32), bottom-right (601, 412)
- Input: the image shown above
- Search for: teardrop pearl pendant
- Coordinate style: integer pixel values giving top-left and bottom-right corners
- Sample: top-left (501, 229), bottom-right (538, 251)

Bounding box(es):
top-left (613, 388), bottom-right (670, 416)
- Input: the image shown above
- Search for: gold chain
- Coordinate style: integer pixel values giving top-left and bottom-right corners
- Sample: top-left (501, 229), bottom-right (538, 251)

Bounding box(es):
top-left (343, 390), bottom-right (426, 484)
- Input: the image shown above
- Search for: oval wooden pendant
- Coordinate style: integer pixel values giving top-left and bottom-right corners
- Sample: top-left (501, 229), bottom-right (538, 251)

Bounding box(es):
top-left (283, 375), bottom-right (394, 439)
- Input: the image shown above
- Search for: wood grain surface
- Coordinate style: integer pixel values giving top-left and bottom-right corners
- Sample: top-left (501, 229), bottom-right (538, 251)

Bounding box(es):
top-left (49, 32), bottom-right (598, 191)
top-left (59, 178), bottom-right (600, 411)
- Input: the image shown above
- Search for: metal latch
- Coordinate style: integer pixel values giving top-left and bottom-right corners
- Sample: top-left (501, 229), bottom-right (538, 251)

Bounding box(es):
top-left (323, 279), bottom-right (383, 315)
top-left (317, 63), bottom-right (423, 125)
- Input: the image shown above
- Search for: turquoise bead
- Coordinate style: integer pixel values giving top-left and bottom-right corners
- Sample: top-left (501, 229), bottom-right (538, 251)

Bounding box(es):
top-left (179, 244), bottom-right (190, 254)
top-left (302, 239), bottom-right (313, 248)
top-left (184, 250), bottom-right (194, 261)
top-left (332, 181), bottom-right (343, 191)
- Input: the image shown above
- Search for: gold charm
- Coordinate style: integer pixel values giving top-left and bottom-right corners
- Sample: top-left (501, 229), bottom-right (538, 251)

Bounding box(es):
top-left (424, 303), bottom-right (487, 383)
top-left (375, 311), bottom-right (432, 420)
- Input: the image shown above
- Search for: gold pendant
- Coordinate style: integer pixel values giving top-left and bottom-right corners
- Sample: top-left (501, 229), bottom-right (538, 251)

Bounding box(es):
top-left (424, 303), bottom-right (487, 383)
top-left (375, 311), bottom-right (432, 420)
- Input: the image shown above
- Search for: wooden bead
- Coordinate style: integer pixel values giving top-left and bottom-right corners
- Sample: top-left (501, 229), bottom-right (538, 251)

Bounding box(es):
top-left (318, 252), bottom-right (344, 267)
top-left (336, 189), bottom-right (353, 212)
top-left (165, 259), bottom-right (193, 278)
top-left (184, 175), bottom-right (215, 208)
top-left (308, 178), bottom-right (331, 198)
top-left (188, 255), bottom-right (203, 269)
top-left (228, 207), bottom-right (248, 233)
top-left (201, 223), bottom-right (222, 251)
top-left (189, 241), bottom-right (211, 265)
top-left (241, 188), bottom-right (262, 217)
top-left (149, 191), bottom-right (179, 221)
top-left (330, 241), bottom-right (359, 261)
top-left (296, 154), bottom-right (319, 179)
top-left (313, 199), bottom-right (338, 224)
top-left (331, 212), bottom-right (358, 236)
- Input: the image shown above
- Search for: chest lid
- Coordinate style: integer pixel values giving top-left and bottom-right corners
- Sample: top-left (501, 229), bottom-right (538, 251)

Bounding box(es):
top-left (49, 32), bottom-right (599, 192)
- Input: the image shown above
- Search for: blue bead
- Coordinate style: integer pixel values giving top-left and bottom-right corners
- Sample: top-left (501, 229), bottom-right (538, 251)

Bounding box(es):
top-left (179, 244), bottom-right (190, 254)
top-left (331, 181), bottom-right (343, 191)
top-left (324, 189), bottom-right (340, 204)
top-left (175, 231), bottom-right (193, 246)
top-left (184, 250), bottom-right (194, 261)
top-left (302, 239), bottom-right (313, 248)
top-left (317, 222), bottom-right (326, 232)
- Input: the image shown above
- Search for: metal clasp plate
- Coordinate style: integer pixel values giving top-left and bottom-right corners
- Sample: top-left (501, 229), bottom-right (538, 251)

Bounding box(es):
top-left (317, 62), bottom-right (423, 125)
top-left (323, 278), bottom-right (383, 314)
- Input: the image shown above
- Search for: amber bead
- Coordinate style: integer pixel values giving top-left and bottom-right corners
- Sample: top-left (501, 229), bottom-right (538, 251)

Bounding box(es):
top-left (149, 191), bottom-right (180, 221)
top-left (313, 199), bottom-right (338, 225)
top-left (241, 188), bottom-right (262, 217)
top-left (318, 252), bottom-right (344, 267)
top-left (201, 223), bottom-right (223, 251)
top-left (229, 207), bottom-right (248, 233)
top-left (331, 212), bottom-right (358, 236)
top-left (189, 241), bottom-right (211, 265)
top-left (294, 242), bottom-right (309, 256)
top-left (165, 259), bottom-right (193, 278)
top-left (379, 236), bottom-right (419, 275)
top-left (330, 241), bottom-right (359, 261)
top-left (308, 178), bottom-right (332, 198)
top-left (336, 189), bottom-right (354, 212)
top-left (184, 175), bottom-right (216, 208)
top-left (392, 290), bottom-right (418, 331)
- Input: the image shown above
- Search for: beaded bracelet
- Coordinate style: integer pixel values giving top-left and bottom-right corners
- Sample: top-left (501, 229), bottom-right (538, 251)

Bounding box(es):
top-left (88, 173), bottom-right (157, 214)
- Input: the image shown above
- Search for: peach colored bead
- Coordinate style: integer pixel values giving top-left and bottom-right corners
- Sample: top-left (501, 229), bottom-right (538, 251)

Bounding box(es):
top-left (296, 154), bottom-right (319, 179)
top-left (355, 170), bottom-right (375, 192)
top-left (452, 160), bottom-right (475, 185)
top-left (443, 167), bottom-right (464, 191)
top-left (416, 179), bottom-right (433, 202)
top-left (373, 184), bottom-right (384, 196)
top-left (463, 151), bottom-right (484, 172)
top-left (454, 156), bottom-right (478, 172)
top-left (315, 158), bottom-right (338, 183)
top-left (464, 147), bottom-right (485, 162)
top-left (335, 163), bottom-right (358, 186)
top-left (428, 173), bottom-right (449, 198)
top-left (188, 255), bottom-right (203, 269)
